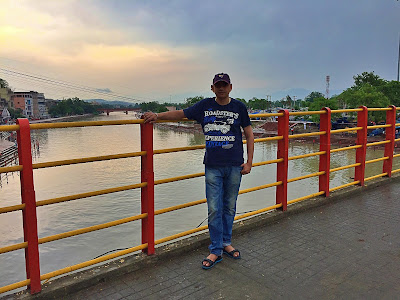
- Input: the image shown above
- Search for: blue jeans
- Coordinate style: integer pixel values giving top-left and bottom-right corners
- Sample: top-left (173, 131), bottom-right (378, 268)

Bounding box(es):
top-left (205, 166), bottom-right (242, 256)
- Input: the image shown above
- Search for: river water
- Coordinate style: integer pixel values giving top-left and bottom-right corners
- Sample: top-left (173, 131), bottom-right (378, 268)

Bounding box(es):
top-left (0, 113), bottom-right (398, 288)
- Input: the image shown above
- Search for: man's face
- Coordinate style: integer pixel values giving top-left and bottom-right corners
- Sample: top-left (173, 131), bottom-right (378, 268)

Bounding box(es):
top-left (211, 81), bottom-right (232, 98)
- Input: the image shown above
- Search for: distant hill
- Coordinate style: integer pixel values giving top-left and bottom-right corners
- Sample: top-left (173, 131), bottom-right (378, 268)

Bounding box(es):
top-left (84, 99), bottom-right (139, 107)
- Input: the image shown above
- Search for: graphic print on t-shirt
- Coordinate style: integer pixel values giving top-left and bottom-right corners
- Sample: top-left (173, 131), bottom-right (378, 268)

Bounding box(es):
top-left (203, 109), bottom-right (239, 148)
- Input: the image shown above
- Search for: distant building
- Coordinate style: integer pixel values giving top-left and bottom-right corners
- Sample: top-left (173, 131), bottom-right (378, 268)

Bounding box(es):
top-left (166, 106), bottom-right (177, 111)
top-left (12, 91), bottom-right (49, 119)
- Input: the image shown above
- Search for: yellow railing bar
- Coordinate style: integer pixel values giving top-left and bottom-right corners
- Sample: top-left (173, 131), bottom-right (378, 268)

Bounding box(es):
top-left (367, 124), bottom-right (391, 129)
top-left (0, 165), bottom-right (22, 174)
top-left (234, 204), bottom-right (283, 221)
top-left (330, 163), bottom-right (361, 173)
top-left (0, 242), bottom-right (28, 254)
top-left (0, 203), bottom-right (25, 214)
top-left (40, 244), bottom-right (148, 281)
top-left (38, 213), bottom-right (147, 245)
top-left (253, 158), bottom-right (283, 167)
top-left (289, 131), bottom-right (326, 139)
top-left (394, 153), bottom-right (400, 158)
top-left (36, 182), bottom-right (147, 207)
top-left (155, 225), bottom-right (209, 245)
top-left (0, 124), bottom-right (19, 132)
top-left (288, 191), bottom-right (325, 205)
top-left (254, 136), bottom-right (284, 143)
top-left (288, 171), bottom-right (325, 183)
top-left (395, 138), bottom-right (400, 142)
top-left (392, 168), bottom-right (400, 174)
top-left (329, 181), bottom-right (360, 192)
top-left (0, 279), bottom-right (30, 294)
top-left (288, 151), bottom-right (325, 161)
top-left (364, 173), bottom-right (388, 182)
top-left (366, 140), bottom-right (390, 147)
top-left (368, 107), bottom-right (392, 111)
top-left (154, 172), bottom-right (204, 185)
top-left (155, 199), bottom-right (207, 215)
top-left (249, 113), bottom-right (283, 118)
top-left (396, 123), bottom-right (400, 126)
top-left (29, 119), bottom-right (144, 130)
top-left (365, 157), bottom-right (389, 164)
top-left (239, 181), bottom-right (282, 195)
top-left (290, 111), bottom-right (325, 116)
top-left (331, 108), bottom-right (363, 113)
top-left (154, 145), bottom-right (205, 154)
top-left (330, 127), bottom-right (362, 134)
top-left (32, 152), bottom-right (146, 169)
top-left (155, 181), bottom-right (282, 216)
top-left (331, 145), bottom-right (362, 153)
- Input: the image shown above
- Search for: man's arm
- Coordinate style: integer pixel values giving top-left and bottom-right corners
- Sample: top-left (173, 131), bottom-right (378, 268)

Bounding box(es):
top-left (143, 110), bottom-right (186, 123)
top-left (241, 125), bottom-right (254, 175)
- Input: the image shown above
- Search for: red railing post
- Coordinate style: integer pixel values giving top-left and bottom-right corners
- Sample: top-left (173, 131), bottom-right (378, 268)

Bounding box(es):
top-left (276, 109), bottom-right (289, 211)
top-left (383, 105), bottom-right (396, 177)
top-left (319, 107), bottom-right (331, 197)
top-left (354, 106), bottom-right (368, 186)
top-left (16, 118), bottom-right (41, 294)
top-left (140, 122), bottom-right (155, 255)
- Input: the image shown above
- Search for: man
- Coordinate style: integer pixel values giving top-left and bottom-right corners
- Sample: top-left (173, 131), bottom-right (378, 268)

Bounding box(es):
top-left (143, 73), bottom-right (254, 269)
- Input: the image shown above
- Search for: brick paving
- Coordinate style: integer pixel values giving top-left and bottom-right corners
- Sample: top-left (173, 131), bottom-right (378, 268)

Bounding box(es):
top-left (8, 179), bottom-right (400, 299)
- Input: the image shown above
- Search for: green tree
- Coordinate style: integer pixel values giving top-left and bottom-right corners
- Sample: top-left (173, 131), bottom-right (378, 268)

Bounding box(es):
top-left (352, 71), bottom-right (387, 88)
top-left (247, 97), bottom-right (270, 110)
top-left (0, 78), bottom-right (9, 88)
top-left (182, 96), bottom-right (204, 108)
top-left (236, 98), bottom-right (248, 107)
top-left (8, 108), bottom-right (23, 119)
top-left (339, 85), bottom-right (390, 122)
top-left (378, 80), bottom-right (400, 106)
top-left (140, 101), bottom-right (167, 113)
top-left (308, 97), bottom-right (339, 122)
top-left (305, 92), bottom-right (325, 103)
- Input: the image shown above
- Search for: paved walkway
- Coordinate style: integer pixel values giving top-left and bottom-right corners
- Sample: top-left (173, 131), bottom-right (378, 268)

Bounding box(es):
top-left (9, 179), bottom-right (400, 300)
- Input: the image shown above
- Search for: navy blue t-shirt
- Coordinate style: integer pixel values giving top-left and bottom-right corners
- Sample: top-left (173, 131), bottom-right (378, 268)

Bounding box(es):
top-left (183, 98), bottom-right (251, 166)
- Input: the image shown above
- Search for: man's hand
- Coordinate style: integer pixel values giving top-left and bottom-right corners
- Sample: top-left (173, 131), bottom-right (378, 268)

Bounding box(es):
top-left (142, 112), bottom-right (158, 123)
top-left (240, 162), bottom-right (252, 175)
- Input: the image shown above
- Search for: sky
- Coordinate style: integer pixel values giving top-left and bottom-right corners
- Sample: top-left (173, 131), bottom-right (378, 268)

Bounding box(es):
top-left (0, 0), bottom-right (399, 103)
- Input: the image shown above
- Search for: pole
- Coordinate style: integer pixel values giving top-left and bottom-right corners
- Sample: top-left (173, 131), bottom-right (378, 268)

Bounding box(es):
top-left (397, 35), bottom-right (399, 82)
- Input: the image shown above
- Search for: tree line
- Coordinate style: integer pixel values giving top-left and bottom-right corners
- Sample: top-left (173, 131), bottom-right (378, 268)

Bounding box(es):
top-left (1, 71), bottom-right (399, 122)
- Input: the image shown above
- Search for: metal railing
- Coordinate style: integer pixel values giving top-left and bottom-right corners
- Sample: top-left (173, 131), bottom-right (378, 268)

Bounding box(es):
top-left (0, 105), bottom-right (399, 295)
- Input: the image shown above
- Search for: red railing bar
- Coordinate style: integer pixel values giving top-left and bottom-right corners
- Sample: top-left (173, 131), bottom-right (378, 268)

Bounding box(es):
top-left (140, 122), bottom-right (155, 255)
top-left (16, 119), bottom-right (41, 294)
top-left (276, 109), bottom-right (289, 211)
top-left (354, 106), bottom-right (368, 186)
top-left (383, 105), bottom-right (396, 176)
top-left (319, 107), bottom-right (331, 197)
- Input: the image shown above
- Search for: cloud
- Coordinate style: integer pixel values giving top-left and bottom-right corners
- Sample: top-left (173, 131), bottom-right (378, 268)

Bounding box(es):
top-left (0, 0), bottom-right (399, 102)
top-left (95, 88), bottom-right (112, 93)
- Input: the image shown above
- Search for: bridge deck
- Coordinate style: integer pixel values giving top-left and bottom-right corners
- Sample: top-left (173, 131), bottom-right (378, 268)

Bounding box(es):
top-left (10, 178), bottom-right (400, 299)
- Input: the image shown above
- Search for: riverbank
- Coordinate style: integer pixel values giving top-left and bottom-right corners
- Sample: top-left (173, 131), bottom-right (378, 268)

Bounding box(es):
top-left (29, 114), bottom-right (94, 124)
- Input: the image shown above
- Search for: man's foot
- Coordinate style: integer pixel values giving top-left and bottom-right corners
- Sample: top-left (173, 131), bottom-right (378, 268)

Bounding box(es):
top-left (202, 254), bottom-right (222, 270)
top-left (223, 245), bottom-right (241, 259)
